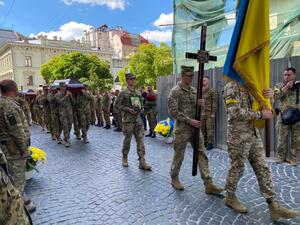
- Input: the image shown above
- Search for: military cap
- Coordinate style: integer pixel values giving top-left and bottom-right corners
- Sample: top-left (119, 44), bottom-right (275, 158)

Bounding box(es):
top-left (125, 73), bottom-right (136, 79)
top-left (181, 66), bottom-right (194, 76)
top-left (59, 82), bottom-right (66, 87)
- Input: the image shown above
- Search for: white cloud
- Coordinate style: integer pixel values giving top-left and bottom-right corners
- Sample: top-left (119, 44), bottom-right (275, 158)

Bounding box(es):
top-left (62, 0), bottom-right (126, 10)
top-left (153, 13), bottom-right (173, 29)
top-left (29, 21), bottom-right (92, 41)
top-left (0, 1), bottom-right (4, 6)
top-left (141, 30), bottom-right (172, 43)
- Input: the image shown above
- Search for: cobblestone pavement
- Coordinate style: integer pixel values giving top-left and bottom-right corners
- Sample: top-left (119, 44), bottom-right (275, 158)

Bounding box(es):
top-left (26, 124), bottom-right (300, 225)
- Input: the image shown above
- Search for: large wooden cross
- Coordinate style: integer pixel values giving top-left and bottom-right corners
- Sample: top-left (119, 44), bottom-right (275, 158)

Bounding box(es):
top-left (185, 26), bottom-right (217, 176)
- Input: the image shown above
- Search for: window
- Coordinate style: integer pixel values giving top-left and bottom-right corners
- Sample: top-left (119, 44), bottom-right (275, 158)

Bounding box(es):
top-left (25, 56), bottom-right (32, 67)
top-left (27, 75), bottom-right (34, 86)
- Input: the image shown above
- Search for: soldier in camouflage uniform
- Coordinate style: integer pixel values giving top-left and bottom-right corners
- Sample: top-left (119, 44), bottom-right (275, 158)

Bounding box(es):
top-left (40, 86), bottom-right (52, 134)
top-left (35, 89), bottom-right (46, 130)
top-left (16, 93), bottom-right (31, 126)
top-left (95, 90), bottom-right (104, 127)
top-left (90, 91), bottom-right (96, 125)
top-left (118, 73), bottom-right (151, 170)
top-left (48, 88), bottom-right (62, 143)
top-left (74, 87), bottom-right (94, 143)
top-left (201, 76), bottom-right (217, 150)
top-left (0, 148), bottom-right (32, 225)
top-left (145, 86), bottom-right (157, 138)
top-left (55, 82), bottom-right (74, 147)
top-left (223, 80), bottom-right (299, 220)
top-left (113, 90), bottom-right (122, 132)
top-left (102, 88), bottom-right (112, 129)
top-left (168, 66), bottom-right (222, 193)
top-left (274, 67), bottom-right (300, 166)
top-left (0, 79), bottom-right (36, 213)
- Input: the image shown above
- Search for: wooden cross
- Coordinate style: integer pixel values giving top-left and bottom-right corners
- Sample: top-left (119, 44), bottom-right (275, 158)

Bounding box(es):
top-left (185, 26), bottom-right (217, 176)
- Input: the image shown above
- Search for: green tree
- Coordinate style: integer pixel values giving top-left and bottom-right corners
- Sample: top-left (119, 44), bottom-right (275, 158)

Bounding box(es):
top-left (118, 43), bottom-right (173, 87)
top-left (39, 51), bottom-right (112, 89)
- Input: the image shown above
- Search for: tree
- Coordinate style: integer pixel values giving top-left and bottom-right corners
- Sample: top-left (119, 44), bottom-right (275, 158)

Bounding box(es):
top-left (118, 43), bottom-right (173, 87)
top-left (40, 51), bottom-right (113, 89)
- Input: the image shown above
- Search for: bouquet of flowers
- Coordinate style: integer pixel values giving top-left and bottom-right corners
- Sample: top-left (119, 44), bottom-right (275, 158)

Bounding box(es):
top-left (26, 146), bottom-right (47, 173)
top-left (154, 118), bottom-right (174, 138)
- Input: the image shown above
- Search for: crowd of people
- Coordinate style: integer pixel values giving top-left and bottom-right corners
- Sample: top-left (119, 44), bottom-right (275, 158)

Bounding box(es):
top-left (0, 65), bottom-right (299, 224)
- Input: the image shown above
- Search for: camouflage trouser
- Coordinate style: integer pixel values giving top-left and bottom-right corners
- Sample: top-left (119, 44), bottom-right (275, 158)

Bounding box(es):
top-left (96, 108), bottom-right (104, 124)
top-left (146, 111), bottom-right (157, 131)
top-left (0, 168), bottom-right (31, 225)
top-left (60, 113), bottom-right (73, 142)
top-left (103, 110), bottom-right (111, 125)
top-left (37, 107), bottom-right (45, 128)
top-left (79, 111), bottom-right (90, 138)
top-left (7, 159), bottom-right (26, 193)
top-left (73, 109), bottom-right (80, 136)
top-left (114, 113), bottom-right (123, 129)
top-left (31, 106), bottom-right (37, 123)
top-left (276, 121), bottom-right (300, 161)
top-left (44, 111), bottom-right (52, 132)
top-left (51, 112), bottom-right (62, 139)
top-left (201, 117), bottom-right (215, 145)
top-left (24, 109), bottom-right (31, 126)
top-left (171, 129), bottom-right (212, 183)
top-left (225, 133), bottom-right (276, 200)
top-left (90, 109), bottom-right (96, 123)
top-left (122, 122), bottom-right (145, 158)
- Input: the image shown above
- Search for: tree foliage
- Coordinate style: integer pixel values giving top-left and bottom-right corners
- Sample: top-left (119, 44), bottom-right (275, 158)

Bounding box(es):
top-left (40, 51), bottom-right (113, 89)
top-left (118, 43), bottom-right (173, 87)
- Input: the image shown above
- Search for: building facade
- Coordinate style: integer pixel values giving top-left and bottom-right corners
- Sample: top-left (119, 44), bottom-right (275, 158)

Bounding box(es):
top-left (0, 35), bottom-right (112, 90)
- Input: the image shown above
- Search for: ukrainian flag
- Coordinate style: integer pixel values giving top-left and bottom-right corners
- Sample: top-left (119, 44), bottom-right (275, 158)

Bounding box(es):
top-left (223, 0), bottom-right (271, 112)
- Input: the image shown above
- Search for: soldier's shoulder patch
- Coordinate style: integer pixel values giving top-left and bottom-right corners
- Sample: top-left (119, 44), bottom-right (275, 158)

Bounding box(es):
top-left (7, 113), bottom-right (17, 126)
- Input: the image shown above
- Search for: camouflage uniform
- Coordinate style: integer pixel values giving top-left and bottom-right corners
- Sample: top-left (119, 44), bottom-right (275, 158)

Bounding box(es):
top-left (118, 88), bottom-right (146, 159)
top-left (31, 98), bottom-right (39, 124)
top-left (223, 81), bottom-right (275, 199)
top-left (201, 88), bottom-right (217, 146)
top-left (102, 93), bottom-right (111, 126)
top-left (90, 96), bottom-right (96, 124)
top-left (55, 91), bottom-right (74, 144)
top-left (144, 93), bottom-right (157, 133)
top-left (113, 95), bottom-right (122, 130)
top-left (0, 149), bottom-right (31, 225)
top-left (15, 95), bottom-right (31, 126)
top-left (75, 92), bottom-right (93, 140)
top-left (48, 91), bottom-right (62, 140)
top-left (35, 94), bottom-right (45, 129)
top-left (95, 94), bottom-right (104, 125)
top-left (72, 95), bottom-right (80, 138)
top-left (274, 82), bottom-right (300, 162)
top-left (168, 82), bottom-right (214, 183)
top-left (40, 92), bottom-right (52, 133)
top-left (0, 96), bottom-right (30, 193)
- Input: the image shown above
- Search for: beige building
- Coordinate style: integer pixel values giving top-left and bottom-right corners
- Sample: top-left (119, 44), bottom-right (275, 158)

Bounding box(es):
top-left (0, 32), bottom-right (112, 90)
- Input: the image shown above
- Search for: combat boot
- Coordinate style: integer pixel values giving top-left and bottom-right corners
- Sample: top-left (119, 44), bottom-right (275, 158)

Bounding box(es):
top-left (204, 181), bottom-right (223, 194)
top-left (269, 200), bottom-right (300, 220)
top-left (25, 201), bottom-right (37, 214)
top-left (65, 141), bottom-right (71, 148)
top-left (122, 156), bottom-right (128, 167)
top-left (224, 193), bottom-right (248, 213)
top-left (151, 132), bottom-right (156, 138)
top-left (171, 177), bottom-right (184, 190)
top-left (290, 159), bottom-right (297, 166)
top-left (83, 136), bottom-right (89, 144)
top-left (145, 130), bottom-right (153, 137)
top-left (139, 158), bottom-right (152, 171)
top-left (57, 138), bottom-right (62, 144)
top-left (76, 134), bottom-right (81, 140)
top-left (22, 194), bottom-right (31, 205)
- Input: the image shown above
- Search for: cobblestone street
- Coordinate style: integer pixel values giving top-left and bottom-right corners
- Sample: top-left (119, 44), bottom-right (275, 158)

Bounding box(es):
top-left (26, 125), bottom-right (300, 225)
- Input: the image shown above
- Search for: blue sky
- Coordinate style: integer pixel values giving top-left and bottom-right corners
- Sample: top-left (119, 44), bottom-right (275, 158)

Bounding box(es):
top-left (0, 0), bottom-right (173, 43)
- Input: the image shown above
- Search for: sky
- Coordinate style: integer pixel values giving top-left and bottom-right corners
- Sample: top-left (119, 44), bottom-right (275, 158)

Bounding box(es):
top-left (0, 0), bottom-right (174, 43)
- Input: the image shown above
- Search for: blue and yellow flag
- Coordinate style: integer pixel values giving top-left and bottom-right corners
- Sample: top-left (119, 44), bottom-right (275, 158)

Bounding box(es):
top-left (224, 0), bottom-right (271, 112)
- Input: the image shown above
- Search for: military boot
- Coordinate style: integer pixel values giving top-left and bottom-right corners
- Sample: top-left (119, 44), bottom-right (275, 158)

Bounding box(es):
top-left (22, 194), bottom-right (31, 205)
top-left (83, 136), bottom-right (89, 144)
top-left (76, 134), bottom-right (81, 140)
top-left (224, 193), bottom-right (248, 213)
top-left (204, 181), bottom-right (223, 194)
top-left (25, 201), bottom-right (37, 214)
top-left (145, 130), bottom-right (153, 137)
top-left (139, 158), bottom-right (152, 171)
top-left (65, 141), bottom-right (71, 148)
top-left (290, 149), bottom-right (298, 166)
top-left (171, 177), bottom-right (184, 190)
top-left (57, 138), bottom-right (62, 144)
top-left (269, 200), bottom-right (300, 220)
top-left (122, 156), bottom-right (128, 167)
top-left (290, 159), bottom-right (297, 166)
